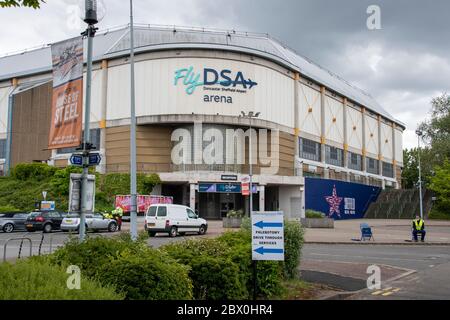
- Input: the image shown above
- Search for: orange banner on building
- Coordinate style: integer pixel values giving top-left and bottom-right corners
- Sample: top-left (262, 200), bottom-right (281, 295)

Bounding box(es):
top-left (48, 37), bottom-right (84, 150)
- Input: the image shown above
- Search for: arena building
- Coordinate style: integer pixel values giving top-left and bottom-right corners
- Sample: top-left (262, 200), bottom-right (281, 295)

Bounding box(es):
top-left (0, 25), bottom-right (405, 219)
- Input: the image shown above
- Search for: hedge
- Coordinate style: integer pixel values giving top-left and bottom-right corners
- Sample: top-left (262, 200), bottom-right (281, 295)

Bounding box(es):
top-left (163, 239), bottom-right (248, 300)
top-left (99, 249), bottom-right (193, 300)
top-left (50, 234), bottom-right (193, 300)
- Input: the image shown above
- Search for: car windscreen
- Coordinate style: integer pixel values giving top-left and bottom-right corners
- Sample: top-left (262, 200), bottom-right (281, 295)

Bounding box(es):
top-left (147, 206), bottom-right (157, 217)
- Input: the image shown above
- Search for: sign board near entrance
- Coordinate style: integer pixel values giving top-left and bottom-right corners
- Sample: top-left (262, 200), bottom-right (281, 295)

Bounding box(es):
top-left (221, 175), bottom-right (238, 181)
top-left (252, 212), bottom-right (285, 261)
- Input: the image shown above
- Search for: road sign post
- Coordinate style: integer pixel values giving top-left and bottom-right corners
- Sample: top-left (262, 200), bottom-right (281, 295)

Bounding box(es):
top-left (251, 211), bottom-right (285, 300)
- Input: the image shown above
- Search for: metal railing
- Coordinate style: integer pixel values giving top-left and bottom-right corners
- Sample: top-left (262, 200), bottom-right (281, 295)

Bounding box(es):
top-left (3, 237), bottom-right (32, 263)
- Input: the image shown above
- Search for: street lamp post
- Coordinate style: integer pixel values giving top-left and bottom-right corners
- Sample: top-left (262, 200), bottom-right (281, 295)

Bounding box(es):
top-left (79, 0), bottom-right (99, 242)
top-left (416, 130), bottom-right (424, 220)
top-left (129, 0), bottom-right (138, 241)
top-left (241, 111), bottom-right (260, 217)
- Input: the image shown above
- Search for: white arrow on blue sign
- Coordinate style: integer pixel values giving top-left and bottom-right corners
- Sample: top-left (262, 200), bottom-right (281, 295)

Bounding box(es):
top-left (88, 153), bottom-right (102, 166)
top-left (70, 154), bottom-right (83, 166)
top-left (252, 211), bottom-right (285, 261)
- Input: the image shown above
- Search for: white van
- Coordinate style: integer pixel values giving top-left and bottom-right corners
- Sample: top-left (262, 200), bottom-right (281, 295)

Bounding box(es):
top-left (144, 204), bottom-right (208, 237)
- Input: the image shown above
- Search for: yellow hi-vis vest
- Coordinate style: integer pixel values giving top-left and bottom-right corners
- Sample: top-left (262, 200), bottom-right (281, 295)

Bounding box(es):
top-left (414, 219), bottom-right (424, 231)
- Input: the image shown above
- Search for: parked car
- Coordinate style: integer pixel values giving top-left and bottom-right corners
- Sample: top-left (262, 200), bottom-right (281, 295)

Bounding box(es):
top-left (25, 211), bottom-right (66, 233)
top-left (61, 213), bottom-right (118, 233)
top-left (145, 204), bottom-right (208, 237)
top-left (0, 212), bottom-right (30, 233)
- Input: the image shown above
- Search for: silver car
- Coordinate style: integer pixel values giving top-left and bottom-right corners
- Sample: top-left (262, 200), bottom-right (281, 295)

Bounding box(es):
top-left (0, 212), bottom-right (30, 233)
top-left (61, 213), bottom-right (118, 233)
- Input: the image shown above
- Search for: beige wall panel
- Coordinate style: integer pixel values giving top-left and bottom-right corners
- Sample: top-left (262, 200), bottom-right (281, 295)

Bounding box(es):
top-left (82, 69), bottom-right (103, 125)
top-left (380, 122), bottom-right (393, 161)
top-left (365, 115), bottom-right (379, 156)
top-left (324, 96), bottom-right (344, 144)
top-left (346, 106), bottom-right (363, 150)
top-left (298, 83), bottom-right (321, 137)
top-left (395, 129), bottom-right (404, 165)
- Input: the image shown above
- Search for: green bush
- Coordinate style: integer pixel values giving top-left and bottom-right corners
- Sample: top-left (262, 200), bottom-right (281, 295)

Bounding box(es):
top-left (283, 221), bottom-right (305, 279)
top-left (163, 239), bottom-right (248, 300)
top-left (226, 209), bottom-right (244, 218)
top-left (305, 210), bottom-right (326, 219)
top-left (50, 235), bottom-right (147, 279)
top-left (0, 259), bottom-right (123, 300)
top-left (50, 235), bottom-right (193, 300)
top-left (11, 163), bottom-right (57, 181)
top-left (0, 205), bottom-right (21, 213)
top-left (49, 166), bottom-right (83, 197)
top-left (99, 249), bottom-right (193, 300)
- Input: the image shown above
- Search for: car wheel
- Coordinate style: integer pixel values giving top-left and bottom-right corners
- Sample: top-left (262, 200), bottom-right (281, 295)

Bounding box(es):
top-left (108, 222), bottom-right (117, 233)
top-left (3, 223), bottom-right (14, 233)
top-left (148, 232), bottom-right (156, 237)
top-left (169, 226), bottom-right (177, 238)
top-left (198, 225), bottom-right (207, 235)
top-left (43, 223), bottom-right (52, 234)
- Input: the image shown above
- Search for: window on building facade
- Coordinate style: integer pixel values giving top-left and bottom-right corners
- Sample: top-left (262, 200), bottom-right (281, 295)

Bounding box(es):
top-left (325, 145), bottom-right (343, 167)
top-left (366, 157), bottom-right (379, 175)
top-left (0, 139), bottom-right (6, 159)
top-left (382, 162), bottom-right (394, 178)
top-left (57, 129), bottom-right (101, 155)
top-left (299, 138), bottom-right (321, 162)
top-left (348, 152), bottom-right (362, 171)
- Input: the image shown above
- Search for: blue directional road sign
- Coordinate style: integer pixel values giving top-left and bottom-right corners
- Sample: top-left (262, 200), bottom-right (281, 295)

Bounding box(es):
top-left (252, 212), bottom-right (285, 261)
top-left (70, 154), bottom-right (83, 166)
top-left (88, 153), bottom-right (102, 166)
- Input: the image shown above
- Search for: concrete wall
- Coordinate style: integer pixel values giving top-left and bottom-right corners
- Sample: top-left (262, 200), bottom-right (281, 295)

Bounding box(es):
top-left (278, 185), bottom-right (303, 219)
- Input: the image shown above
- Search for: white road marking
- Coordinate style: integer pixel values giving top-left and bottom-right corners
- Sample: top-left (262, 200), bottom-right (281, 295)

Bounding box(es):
top-left (309, 252), bottom-right (426, 262)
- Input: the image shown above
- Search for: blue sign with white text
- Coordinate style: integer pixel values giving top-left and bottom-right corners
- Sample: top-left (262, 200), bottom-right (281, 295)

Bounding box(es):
top-left (305, 178), bottom-right (381, 220)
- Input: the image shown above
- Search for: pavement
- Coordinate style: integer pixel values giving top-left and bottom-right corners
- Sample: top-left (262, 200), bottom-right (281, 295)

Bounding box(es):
top-left (301, 244), bottom-right (450, 300)
top-left (304, 219), bottom-right (450, 244)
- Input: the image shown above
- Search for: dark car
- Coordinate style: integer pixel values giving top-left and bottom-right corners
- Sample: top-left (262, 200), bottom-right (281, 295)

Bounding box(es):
top-left (0, 212), bottom-right (30, 233)
top-left (25, 211), bottom-right (66, 233)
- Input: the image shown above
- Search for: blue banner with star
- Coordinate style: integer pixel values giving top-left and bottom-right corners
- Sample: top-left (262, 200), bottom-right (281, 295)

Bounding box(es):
top-left (305, 178), bottom-right (381, 220)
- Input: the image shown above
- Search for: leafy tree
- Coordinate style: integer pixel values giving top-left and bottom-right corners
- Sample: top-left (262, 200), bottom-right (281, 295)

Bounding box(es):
top-left (0, 0), bottom-right (45, 8)
top-left (418, 93), bottom-right (450, 164)
top-left (401, 148), bottom-right (434, 189)
top-left (403, 93), bottom-right (450, 188)
top-left (428, 160), bottom-right (450, 217)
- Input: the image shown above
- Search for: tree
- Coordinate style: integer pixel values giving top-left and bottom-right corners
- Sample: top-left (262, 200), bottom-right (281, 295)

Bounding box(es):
top-left (402, 148), bottom-right (434, 189)
top-left (418, 93), bottom-right (450, 164)
top-left (0, 0), bottom-right (45, 8)
top-left (402, 93), bottom-right (450, 188)
top-left (428, 160), bottom-right (450, 217)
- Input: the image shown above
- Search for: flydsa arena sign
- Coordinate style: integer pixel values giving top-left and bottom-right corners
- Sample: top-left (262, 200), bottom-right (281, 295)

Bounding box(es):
top-left (174, 66), bottom-right (258, 104)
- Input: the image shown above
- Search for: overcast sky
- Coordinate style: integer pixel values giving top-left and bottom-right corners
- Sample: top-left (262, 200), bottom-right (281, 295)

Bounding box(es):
top-left (1, 0), bottom-right (449, 149)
